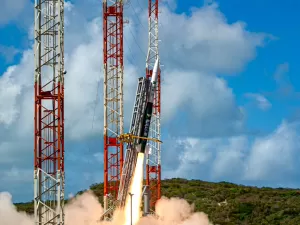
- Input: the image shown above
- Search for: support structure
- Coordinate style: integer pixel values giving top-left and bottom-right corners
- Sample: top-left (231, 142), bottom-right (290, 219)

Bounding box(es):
top-left (145, 0), bottom-right (161, 210)
top-left (103, 0), bottom-right (124, 213)
top-left (117, 77), bottom-right (149, 208)
top-left (34, 0), bottom-right (65, 225)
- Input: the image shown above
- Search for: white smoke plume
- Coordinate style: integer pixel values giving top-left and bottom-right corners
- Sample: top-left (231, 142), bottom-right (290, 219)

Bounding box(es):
top-left (0, 191), bottom-right (213, 225)
top-left (0, 192), bottom-right (33, 225)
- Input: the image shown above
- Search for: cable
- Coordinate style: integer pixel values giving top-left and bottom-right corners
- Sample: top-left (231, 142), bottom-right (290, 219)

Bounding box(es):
top-left (125, 0), bottom-right (147, 58)
top-left (124, 35), bottom-right (144, 74)
top-left (84, 68), bottom-right (102, 162)
top-left (129, 0), bottom-right (146, 31)
top-left (91, 77), bottom-right (101, 131)
top-left (128, 26), bottom-right (147, 57)
top-left (135, 0), bottom-right (144, 11)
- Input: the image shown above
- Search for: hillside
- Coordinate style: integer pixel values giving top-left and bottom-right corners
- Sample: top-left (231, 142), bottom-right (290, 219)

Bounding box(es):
top-left (14, 178), bottom-right (300, 224)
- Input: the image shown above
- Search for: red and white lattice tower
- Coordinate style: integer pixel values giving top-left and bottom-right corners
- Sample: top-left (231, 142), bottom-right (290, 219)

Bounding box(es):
top-left (103, 0), bottom-right (124, 212)
top-left (34, 0), bottom-right (65, 224)
top-left (146, 0), bottom-right (161, 209)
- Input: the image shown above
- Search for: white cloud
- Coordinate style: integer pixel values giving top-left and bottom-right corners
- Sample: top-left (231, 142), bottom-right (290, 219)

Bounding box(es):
top-left (162, 70), bottom-right (245, 137)
top-left (0, 66), bottom-right (21, 125)
top-left (0, 46), bottom-right (20, 63)
top-left (1, 167), bottom-right (31, 183)
top-left (264, 62), bottom-right (300, 101)
top-left (274, 62), bottom-right (289, 83)
top-left (163, 136), bottom-right (246, 180)
top-left (157, 3), bottom-right (266, 75)
top-left (245, 121), bottom-right (300, 181)
top-left (0, 2), bottom-right (271, 199)
top-left (212, 137), bottom-right (247, 179)
top-left (163, 121), bottom-right (300, 187)
top-left (245, 93), bottom-right (272, 111)
top-left (0, 0), bottom-right (32, 27)
top-left (272, 62), bottom-right (296, 97)
top-left (94, 152), bottom-right (104, 163)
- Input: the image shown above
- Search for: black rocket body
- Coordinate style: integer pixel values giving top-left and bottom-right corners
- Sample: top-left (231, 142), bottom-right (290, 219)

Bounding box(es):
top-left (138, 102), bottom-right (153, 153)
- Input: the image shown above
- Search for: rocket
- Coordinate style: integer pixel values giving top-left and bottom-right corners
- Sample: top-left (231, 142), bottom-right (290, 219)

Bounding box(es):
top-left (138, 58), bottom-right (159, 153)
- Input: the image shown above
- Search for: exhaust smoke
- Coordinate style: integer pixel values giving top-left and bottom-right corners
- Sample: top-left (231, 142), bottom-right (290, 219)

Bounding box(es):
top-left (0, 182), bottom-right (213, 225)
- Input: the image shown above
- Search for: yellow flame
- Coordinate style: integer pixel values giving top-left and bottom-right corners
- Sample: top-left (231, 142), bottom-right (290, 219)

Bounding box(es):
top-left (123, 152), bottom-right (145, 225)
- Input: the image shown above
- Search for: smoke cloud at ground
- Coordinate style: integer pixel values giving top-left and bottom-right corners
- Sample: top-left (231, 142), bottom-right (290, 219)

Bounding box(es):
top-left (0, 192), bottom-right (33, 225)
top-left (0, 191), bottom-right (212, 225)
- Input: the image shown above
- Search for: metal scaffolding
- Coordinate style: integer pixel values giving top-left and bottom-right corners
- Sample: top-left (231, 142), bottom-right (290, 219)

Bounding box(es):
top-left (33, 0), bottom-right (65, 224)
top-left (145, 0), bottom-right (161, 210)
top-left (103, 0), bottom-right (124, 214)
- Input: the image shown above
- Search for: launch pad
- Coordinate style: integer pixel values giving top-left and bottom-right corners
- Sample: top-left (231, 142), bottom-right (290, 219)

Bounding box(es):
top-left (102, 0), bottom-right (162, 218)
top-left (101, 60), bottom-right (161, 220)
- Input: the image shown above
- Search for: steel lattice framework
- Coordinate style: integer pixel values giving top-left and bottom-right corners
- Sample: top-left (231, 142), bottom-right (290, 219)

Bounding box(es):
top-left (103, 0), bottom-right (124, 212)
top-left (145, 0), bottom-right (161, 209)
top-left (34, 0), bottom-right (65, 225)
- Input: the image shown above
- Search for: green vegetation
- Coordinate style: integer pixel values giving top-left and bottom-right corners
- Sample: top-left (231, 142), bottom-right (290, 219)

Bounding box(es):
top-left (14, 178), bottom-right (300, 224)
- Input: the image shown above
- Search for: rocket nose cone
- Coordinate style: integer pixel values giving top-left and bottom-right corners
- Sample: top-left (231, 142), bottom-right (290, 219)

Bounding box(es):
top-left (154, 58), bottom-right (159, 71)
top-left (151, 58), bottom-right (159, 83)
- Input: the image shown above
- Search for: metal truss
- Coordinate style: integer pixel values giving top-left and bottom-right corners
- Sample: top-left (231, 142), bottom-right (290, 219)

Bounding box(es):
top-left (103, 0), bottom-right (124, 214)
top-left (145, 0), bottom-right (161, 209)
top-left (34, 0), bottom-right (65, 224)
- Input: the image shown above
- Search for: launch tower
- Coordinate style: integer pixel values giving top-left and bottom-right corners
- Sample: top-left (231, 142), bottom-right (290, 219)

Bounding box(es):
top-left (33, 0), bottom-right (65, 224)
top-left (103, 0), bottom-right (125, 213)
top-left (145, 0), bottom-right (161, 209)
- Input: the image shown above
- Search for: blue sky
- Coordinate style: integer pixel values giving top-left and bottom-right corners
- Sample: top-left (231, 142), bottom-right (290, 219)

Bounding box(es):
top-left (168, 0), bottom-right (300, 135)
top-left (218, 0), bottom-right (300, 133)
top-left (1, 0), bottom-right (300, 202)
